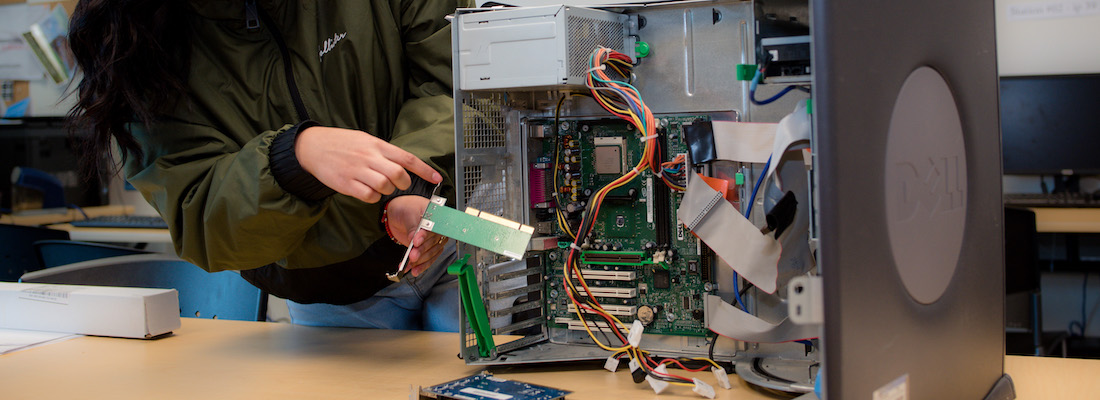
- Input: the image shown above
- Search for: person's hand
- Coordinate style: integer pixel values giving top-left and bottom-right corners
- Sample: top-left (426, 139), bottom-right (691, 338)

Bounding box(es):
top-left (296, 126), bottom-right (443, 203)
top-left (386, 195), bottom-right (449, 277)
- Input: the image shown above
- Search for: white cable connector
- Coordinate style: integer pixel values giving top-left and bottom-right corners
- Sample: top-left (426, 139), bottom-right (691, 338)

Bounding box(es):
top-left (604, 355), bottom-right (620, 373)
top-left (692, 378), bottom-right (717, 399)
top-left (629, 359), bottom-right (640, 373)
top-left (628, 320), bottom-right (644, 348)
top-left (645, 364), bottom-right (671, 394)
top-left (711, 366), bottom-right (732, 389)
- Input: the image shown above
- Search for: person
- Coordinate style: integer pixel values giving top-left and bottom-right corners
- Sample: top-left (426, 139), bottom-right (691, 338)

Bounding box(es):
top-left (65, 0), bottom-right (474, 331)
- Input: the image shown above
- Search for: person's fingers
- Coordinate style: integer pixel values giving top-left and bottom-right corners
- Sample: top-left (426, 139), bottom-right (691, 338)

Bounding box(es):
top-left (371, 159), bottom-right (412, 191)
top-left (354, 168), bottom-right (397, 196)
top-left (344, 180), bottom-right (381, 204)
top-left (383, 146), bottom-right (442, 184)
top-left (408, 235), bottom-right (446, 277)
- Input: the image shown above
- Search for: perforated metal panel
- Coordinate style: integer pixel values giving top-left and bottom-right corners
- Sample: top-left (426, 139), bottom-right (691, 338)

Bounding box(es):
top-left (567, 15), bottom-right (627, 79)
top-left (462, 165), bottom-right (507, 216)
top-left (462, 97), bottom-right (506, 149)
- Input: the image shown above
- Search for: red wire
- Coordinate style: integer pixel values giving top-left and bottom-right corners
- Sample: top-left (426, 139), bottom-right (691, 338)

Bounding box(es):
top-left (639, 351), bottom-right (694, 382)
top-left (659, 358), bottom-right (710, 372)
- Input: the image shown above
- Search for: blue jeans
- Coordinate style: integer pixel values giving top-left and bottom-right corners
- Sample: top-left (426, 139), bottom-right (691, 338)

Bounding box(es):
top-left (286, 241), bottom-right (460, 331)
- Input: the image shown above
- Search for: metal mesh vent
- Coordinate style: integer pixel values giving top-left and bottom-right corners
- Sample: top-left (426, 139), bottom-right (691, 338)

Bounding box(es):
top-left (463, 165), bottom-right (507, 215)
top-left (567, 15), bottom-right (625, 79)
top-left (463, 96), bottom-right (506, 149)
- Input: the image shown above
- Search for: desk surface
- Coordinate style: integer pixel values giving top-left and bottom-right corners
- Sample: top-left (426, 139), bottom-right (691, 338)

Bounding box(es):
top-left (0, 205), bottom-right (134, 226)
top-left (1031, 207), bottom-right (1100, 233)
top-left (48, 223), bottom-right (174, 243)
top-left (2, 319), bottom-right (1098, 399)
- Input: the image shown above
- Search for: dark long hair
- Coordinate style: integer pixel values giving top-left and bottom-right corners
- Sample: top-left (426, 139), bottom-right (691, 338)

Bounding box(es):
top-left (66, 0), bottom-right (192, 179)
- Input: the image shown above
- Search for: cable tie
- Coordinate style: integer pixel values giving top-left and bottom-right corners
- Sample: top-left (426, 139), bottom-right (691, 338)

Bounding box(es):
top-left (569, 243), bottom-right (583, 252)
top-left (587, 65), bottom-right (607, 73)
top-left (639, 134), bottom-right (658, 142)
top-left (631, 166), bottom-right (643, 176)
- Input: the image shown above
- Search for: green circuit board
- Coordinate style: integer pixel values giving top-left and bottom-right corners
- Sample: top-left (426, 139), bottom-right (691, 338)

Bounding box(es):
top-left (527, 116), bottom-right (714, 337)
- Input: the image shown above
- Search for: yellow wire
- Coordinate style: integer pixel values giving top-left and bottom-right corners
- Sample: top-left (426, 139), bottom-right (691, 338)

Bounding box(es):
top-left (568, 291), bottom-right (630, 352)
top-left (628, 348), bottom-right (695, 388)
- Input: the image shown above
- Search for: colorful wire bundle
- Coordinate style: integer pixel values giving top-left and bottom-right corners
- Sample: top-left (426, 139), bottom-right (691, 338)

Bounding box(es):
top-left (550, 47), bottom-right (723, 390)
top-left (659, 153), bottom-right (688, 191)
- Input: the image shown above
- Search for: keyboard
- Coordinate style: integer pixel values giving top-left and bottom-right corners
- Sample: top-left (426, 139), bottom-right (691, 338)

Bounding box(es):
top-left (71, 215), bottom-right (169, 229)
top-left (1003, 193), bottom-right (1100, 208)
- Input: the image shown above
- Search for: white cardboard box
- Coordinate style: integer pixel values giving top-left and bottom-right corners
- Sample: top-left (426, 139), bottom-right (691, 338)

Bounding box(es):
top-left (0, 282), bottom-right (180, 339)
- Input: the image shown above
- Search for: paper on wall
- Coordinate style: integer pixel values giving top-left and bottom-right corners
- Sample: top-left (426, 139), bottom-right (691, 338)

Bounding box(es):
top-left (0, 4), bottom-right (49, 80)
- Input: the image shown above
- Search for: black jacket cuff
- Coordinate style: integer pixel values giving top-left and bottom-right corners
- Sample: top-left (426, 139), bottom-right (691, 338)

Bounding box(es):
top-left (379, 174), bottom-right (435, 206)
top-left (270, 120), bottom-right (335, 202)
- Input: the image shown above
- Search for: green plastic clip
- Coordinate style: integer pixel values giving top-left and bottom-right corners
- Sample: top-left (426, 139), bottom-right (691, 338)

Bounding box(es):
top-left (447, 254), bottom-right (496, 358)
top-left (735, 172), bottom-right (745, 186)
top-left (635, 41), bottom-right (651, 58)
top-left (806, 99), bottom-right (813, 114)
top-left (736, 64), bottom-right (758, 81)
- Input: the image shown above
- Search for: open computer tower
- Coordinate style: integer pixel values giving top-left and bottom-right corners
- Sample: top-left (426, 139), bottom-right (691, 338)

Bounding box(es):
top-left (449, 1), bottom-right (1013, 398)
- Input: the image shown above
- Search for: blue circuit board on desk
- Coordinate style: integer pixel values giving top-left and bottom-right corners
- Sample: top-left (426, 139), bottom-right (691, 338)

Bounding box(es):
top-left (419, 373), bottom-right (570, 400)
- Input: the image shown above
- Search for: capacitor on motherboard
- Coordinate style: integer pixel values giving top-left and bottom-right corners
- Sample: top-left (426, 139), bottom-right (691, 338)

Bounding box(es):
top-left (563, 149), bottom-right (580, 157)
top-left (565, 202), bottom-right (583, 213)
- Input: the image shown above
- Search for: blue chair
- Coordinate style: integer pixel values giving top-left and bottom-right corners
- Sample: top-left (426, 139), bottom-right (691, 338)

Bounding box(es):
top-left (0, 223), bottom-right (70, 281)
top-left (20, 254), bottom-right (267, 321)
top-left (34, 239), bottom-right (152, 268)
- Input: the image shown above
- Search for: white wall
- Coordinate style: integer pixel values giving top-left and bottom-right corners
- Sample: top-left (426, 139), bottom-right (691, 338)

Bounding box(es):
top-left (996, 0), bottom-right (1100, 76)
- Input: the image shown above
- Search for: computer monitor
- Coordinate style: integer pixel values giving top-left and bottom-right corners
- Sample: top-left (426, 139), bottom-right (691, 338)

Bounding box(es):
top-left (1000, 74), bottom-right (1100, 175)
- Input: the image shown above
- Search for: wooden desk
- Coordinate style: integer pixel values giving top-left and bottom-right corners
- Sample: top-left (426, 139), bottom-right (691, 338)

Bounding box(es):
top-left (2, 318), bottom-right (1097, 399)
top-left (1031, 207), bottom-right (1100, 233)
top-left (0, 205), bottom-right (134, 226)
top-left (48, 223), bottom-right (174, 244)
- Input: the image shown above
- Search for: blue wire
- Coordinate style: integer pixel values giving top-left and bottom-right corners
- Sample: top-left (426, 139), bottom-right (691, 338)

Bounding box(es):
top-left (732, 272), bottom-right (747, 311)
top-left (745, 156), bottom-right (772, 218)
top-left (732, 156), bottom-right (772, 311)
top-left (749, 68), bottom-right (800, 106)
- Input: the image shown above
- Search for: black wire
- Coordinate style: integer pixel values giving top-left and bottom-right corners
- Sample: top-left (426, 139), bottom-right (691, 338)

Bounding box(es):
top-left (752, 357), bottom-right (796, 385)
top-left (708, 332), bottom-right (718, 362)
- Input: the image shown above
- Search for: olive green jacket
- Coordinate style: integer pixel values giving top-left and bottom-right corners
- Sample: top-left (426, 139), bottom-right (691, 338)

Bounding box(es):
top-left (126, 1), bottom-right (468, 287)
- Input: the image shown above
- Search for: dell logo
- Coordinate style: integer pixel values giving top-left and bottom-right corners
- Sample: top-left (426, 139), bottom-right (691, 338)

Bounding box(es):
top-left (884, 66), bottom-right (968, 305)
top-left (894, 155), bottom-right (965, 222)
